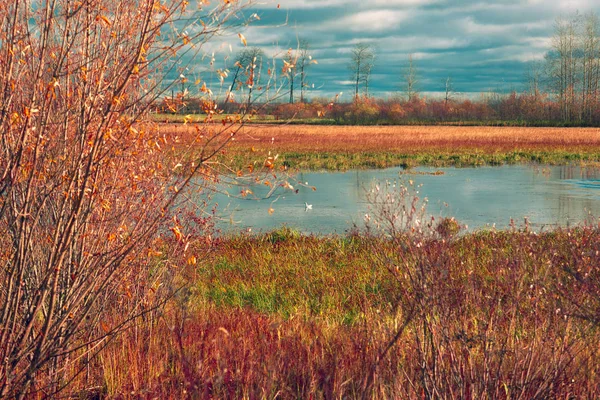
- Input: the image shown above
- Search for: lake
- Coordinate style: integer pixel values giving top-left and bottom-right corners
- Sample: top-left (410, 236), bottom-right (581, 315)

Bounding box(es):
top-left (208, 165), bottom-right (600, 234)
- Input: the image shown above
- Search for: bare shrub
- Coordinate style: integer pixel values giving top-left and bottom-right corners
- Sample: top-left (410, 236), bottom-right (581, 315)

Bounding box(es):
top-left (364, 179), bottom-right (432, 239)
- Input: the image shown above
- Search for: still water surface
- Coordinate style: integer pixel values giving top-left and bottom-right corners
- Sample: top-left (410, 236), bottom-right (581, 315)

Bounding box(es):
top-left (210, 165), bottom-right (600, 234)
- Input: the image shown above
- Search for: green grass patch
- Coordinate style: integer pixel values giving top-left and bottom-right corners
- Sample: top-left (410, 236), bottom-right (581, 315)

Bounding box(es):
top-left (188, 227), bottom-right (600, 329)
top-left (243, 150), bottom-right (600, 171)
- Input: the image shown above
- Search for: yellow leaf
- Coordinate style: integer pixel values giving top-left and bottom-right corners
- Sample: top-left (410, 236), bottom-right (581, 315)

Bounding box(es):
top-left (238, 33), bottom-right (247, 47)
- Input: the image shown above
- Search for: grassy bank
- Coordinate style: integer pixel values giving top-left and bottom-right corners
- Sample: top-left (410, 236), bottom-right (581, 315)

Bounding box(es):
top-left (70, 228), bottom-right (600, 398)
top-left (224, 149), bottom-right (600, 170)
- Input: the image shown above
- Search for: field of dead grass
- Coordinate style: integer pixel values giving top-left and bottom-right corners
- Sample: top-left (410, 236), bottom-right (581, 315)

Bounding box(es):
top-left (161, 124), bottom-right (600, 170)
top-left (162, 123), bottom-right (600, 152)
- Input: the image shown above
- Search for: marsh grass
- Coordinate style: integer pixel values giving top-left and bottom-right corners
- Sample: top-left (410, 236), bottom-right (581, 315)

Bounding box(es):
top-left (63, 227), bottom-right (600, 399)
top-left (162, 124), bottom-right (600, 171)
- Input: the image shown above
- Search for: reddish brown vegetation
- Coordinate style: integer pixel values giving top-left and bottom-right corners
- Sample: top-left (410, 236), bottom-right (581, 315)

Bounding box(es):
top-left (258, 93), bottom-right (585, 125)
top-left (62, 230), bottom-right (600, 399)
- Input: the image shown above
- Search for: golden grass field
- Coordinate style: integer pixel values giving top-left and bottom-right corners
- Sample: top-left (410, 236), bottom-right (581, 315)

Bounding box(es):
top-left (162, 123), bottom-right (600, 153)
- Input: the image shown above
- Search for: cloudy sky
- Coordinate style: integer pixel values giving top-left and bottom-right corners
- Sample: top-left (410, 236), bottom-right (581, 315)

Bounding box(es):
top-left (199, 0), bottom-right (598, 102)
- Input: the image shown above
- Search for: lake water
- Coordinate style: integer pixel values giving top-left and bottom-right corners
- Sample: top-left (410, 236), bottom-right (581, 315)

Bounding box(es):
top-left (208, 165), bottom-right (600, 234)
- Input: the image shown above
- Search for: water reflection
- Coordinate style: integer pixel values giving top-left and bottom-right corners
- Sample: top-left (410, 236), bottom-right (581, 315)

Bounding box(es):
top-left (206, 165), bottom-right (600, 234)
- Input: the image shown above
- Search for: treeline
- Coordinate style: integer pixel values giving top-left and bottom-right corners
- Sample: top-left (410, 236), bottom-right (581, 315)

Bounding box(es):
top-left (263, 92), bottom-right (591, 126)
top-left (542, 12), bottom-right (600, 124)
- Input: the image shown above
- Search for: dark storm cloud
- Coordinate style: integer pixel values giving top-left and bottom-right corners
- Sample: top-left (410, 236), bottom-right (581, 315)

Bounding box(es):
top-left (193, 0), bottom-right (599, 100)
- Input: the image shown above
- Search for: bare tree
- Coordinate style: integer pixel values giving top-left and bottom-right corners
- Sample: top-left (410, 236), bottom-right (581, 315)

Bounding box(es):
top-left (349, 43), bottom-right (375, 99)
top-left (545, 12), bottom-right (600, 123)
top-left (363, 51), bottom-right (376, 98)
top-left (298, 39), bottom-right (312, 103)
top-left (581, 12), bottom-right (600, 122)
top-left (404, 54), bottom-right (419, 101)
top-left (284, 48), bottom-right (297, 103)
top-left (243, 47), bottom-right (265, 108)
top-left (444, 76), bottom-right (455, 106)
top-left (226, 47), bottom-right (265, 108)
top-left (526, 61), bottom-right (544, 100)
top-left (547, 14), bottom-right (580, 122)
top-left (0, 0), bottom-right (256, 397)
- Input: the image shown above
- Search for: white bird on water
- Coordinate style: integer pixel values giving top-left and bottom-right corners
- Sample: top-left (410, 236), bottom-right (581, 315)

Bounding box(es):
top-left (304, 202), bottom-right (313, 211)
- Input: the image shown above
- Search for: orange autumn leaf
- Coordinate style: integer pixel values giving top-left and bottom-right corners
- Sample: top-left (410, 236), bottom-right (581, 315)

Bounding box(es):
top-left (171, 226), bottom-right (183, 242)
top-left (96, 15), bottom-right (111, 26)
top-left (100, 321), bottom-right (110, 334)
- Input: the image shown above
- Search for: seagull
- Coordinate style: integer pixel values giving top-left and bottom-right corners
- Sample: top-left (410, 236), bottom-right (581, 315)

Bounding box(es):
top-left (304, 202), bottom-right (313, 211)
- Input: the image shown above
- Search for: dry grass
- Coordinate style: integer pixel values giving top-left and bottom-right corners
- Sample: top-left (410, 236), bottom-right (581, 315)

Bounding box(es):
top-left (162, 124), bottom-right (600, 154)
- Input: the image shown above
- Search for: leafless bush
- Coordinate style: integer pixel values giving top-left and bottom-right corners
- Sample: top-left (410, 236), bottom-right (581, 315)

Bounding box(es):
top-left (363, 179), bottom-right (433, 239)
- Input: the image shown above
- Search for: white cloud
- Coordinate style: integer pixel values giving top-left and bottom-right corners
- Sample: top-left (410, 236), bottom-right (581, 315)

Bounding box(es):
top-left (255, 0), bottom-right (442, 9)
top-left (333, 9), bottom-right (409, 32)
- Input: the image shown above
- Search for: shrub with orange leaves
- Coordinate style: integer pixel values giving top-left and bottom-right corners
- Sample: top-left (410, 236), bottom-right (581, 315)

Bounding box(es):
top-left (0, 0), bottom-right (257, 397)
top-left (344, 97), bottom-right (381, 124)
top-left (381, 101), bottom-right (407, 122)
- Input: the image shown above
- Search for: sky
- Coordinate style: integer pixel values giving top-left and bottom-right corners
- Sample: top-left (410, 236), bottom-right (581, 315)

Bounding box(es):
top-left (196, 0), bottom-right (599, 102)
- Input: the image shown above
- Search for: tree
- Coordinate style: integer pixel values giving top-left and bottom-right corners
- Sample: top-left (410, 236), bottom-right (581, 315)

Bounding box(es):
top-left (545, 12), bottom-right (600, 123)
top-left (243, 47), bottom-right (265, 108)
top-left (298, 39), bottom-right (312, 103)
top-left (581, 12), bottom-right (600, 122)
top-left (547, 14), bottom-right (580, 122)
top-left (363, 51), bottom-right (376, 98)
top-left (349, 43), bottom-right (375, 99)
top-left (444, 76), bottom-right (455, 106)
top-left (226, 47), bottom-right (265, 109)
top-left (526, 60), bottom-right (544, 100)
top-left (403, 54), bottom-right (419, 101)
top-left (0, 0), bottom-right (256, 397)
top-left (284, 48), bottom-right (297, 103)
